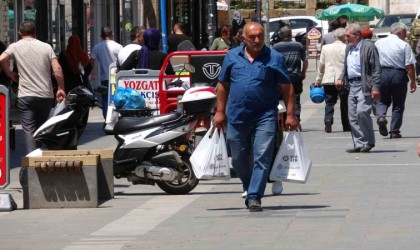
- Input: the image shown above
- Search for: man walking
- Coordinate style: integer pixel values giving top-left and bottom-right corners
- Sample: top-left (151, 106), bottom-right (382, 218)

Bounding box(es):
top-left (213, 22), bottom-right (299, 212)
top-left (375, 22), bottom-right (417, 139)
top-left (167, 22), bottom-right (192, 54)
top-left (273, 25), bottom-right (308, 125)
top-left (0, 21), bottom-right (66, 153)
top-left (337, 24), bottom-right (381, 153)
top-left (315, 28), bottom-right (351, 133)
top-left (117, 26), bottom-right (145, 66)
top-left (90, 26), bottom-right (122, 119)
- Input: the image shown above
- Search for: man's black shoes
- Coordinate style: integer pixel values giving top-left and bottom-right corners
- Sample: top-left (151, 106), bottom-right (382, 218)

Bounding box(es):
top-left (390, 132), bottom-right (402, 139)
top-left (377, 117), bottom-right (388, 136)
top-left (246, 199), bottom-right (263, 212)
top-left (360, 144), bottom-right (374, 152)
top-left (248, 200), bottom-right (263, 212)
top-left (346, 147), bottom-right (361, 153)
top-left (346, 144), bottom-right (374, 153)
top-left (324, 121), bottom-right (332, 133)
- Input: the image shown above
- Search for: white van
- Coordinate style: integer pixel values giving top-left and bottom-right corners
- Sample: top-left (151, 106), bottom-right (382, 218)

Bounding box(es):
top-left (269, 16), bottom-right (329, 40)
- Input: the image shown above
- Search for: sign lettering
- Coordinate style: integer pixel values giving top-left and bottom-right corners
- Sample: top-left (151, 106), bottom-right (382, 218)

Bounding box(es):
top-left (117, 78), bottom-right (160, 109)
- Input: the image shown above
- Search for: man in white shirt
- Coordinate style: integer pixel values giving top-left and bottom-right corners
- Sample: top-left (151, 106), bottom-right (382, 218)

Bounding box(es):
top-left (117, 26), bottom-right (145, 66)
top-left (315, 28), bottom-right (350, 133)
top-left (90, 26), bottom-right (122, 118)
top-left (375, 22), bottom-right (417, 139)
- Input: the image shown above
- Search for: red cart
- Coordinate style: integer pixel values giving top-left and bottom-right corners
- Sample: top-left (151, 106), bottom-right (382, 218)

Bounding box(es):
top-left (157, 51), bottom-right (227, 114)
top-left (157, 50), bottom-right (226, 146)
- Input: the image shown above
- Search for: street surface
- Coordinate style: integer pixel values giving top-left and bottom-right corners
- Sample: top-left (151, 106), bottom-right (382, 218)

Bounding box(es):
top-left (1, 59), bottom-right (420, 249)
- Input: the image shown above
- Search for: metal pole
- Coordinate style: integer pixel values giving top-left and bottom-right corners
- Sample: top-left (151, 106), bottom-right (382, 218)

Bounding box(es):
top-left (263, 0), bottom-right (269, 46)
top-left (160, 0), bottom-right (168, 53)
top-left (256, 0), bottom-right (261, 23)
top-left (384, 0), bottom-right (390, 14)
top-left (208, 0), bottom-right (217, 48)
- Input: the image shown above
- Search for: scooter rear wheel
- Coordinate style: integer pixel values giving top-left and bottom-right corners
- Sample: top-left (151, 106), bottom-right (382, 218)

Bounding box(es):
top-left (156, 156), bottom-right (199, 195)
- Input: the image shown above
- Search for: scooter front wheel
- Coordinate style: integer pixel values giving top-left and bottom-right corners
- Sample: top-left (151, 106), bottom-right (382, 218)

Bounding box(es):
top-left (156, 157), bottom-right (199, 195)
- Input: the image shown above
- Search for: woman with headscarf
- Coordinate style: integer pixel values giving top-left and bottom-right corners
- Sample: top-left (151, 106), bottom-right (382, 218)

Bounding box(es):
top-left (58, 35), bottom-right (92, 93)
top-left (231, 11), bottom-right (246, 36)
top-left (119, 28), bottom-right (174, 75)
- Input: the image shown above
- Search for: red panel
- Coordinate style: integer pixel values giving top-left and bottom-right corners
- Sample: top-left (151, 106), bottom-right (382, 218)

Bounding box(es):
top-left (0, 94), bottom-right (6, 187)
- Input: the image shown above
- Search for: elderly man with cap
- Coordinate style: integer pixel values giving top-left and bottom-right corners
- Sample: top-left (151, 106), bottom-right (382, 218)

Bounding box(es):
top-left (337, 23), bottom-right (381, 153)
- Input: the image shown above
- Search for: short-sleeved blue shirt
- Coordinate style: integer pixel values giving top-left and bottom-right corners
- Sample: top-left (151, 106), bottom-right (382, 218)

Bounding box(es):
top-left (218, 45), bottom-right (290, 124)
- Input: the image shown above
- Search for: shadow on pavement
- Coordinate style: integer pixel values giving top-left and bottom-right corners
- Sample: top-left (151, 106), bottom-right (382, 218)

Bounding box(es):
top-left (207, 205), bottom-right (330, 211)
top-left (369, 150), bottom-right (406, 153)
top-left (265, 192), bottom-right (320, 197)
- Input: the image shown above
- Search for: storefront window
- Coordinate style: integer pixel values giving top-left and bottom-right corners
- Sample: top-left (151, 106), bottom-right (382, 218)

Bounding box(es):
top-left (49, 0), bottom-right (74, 54)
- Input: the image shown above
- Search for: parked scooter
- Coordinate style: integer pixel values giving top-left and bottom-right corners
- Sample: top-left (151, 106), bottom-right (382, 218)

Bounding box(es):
top-left (34, 86), bottom-right (99, 150)
top-left (32, 64), bottom-right (217, 194)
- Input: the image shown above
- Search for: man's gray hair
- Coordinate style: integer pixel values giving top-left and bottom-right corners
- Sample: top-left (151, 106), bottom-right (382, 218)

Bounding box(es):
top-left (390, 22), bottom-right (408, 34)
top-left (279, 25), bottom-right (292, 40)
top-left (345, 23), bottom-right (362, 35)
top-left (334, 28), bottom-right (345, 40)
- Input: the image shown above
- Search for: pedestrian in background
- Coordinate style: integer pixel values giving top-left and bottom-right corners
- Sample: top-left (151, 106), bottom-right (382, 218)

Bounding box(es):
top-left (167, 22), bottom-right (192, 54)
top-left (232, 28), bottom-right (245, 46)
top-left (361, 29), bottom-right (373, 40)
top-left (117, 26), bottom-right (145, 66)
top-left (375, 22), bottom-right (416, 139)
top-left (211, 25), bottom-right (239, 51)
top-left (337, 23), bottom-right (381, 153)
top-left (337, 15), bottom-right (348, 29)
top-left (120, 28), bottom-right (175, 75)
top-left (0, 21), bottom-right (66, 153)
top-left (322, 20), bottom-right (341, 46)
top-left (213, 22), bottom-right (299, 212)
top-left (58, 35), bottom-right (92, 93)
top-left (251, 9), bottom-right (267, 25)
top-left (90, 26), bottom-right (122, 119)
top-left (231, 11), bottom-right (246, 36)
top-left (315, 28), bottom-right (351, 133)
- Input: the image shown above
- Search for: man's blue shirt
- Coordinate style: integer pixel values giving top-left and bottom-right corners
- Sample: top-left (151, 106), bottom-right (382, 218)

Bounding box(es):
top-left (218, 45), bottom-right (290, 124)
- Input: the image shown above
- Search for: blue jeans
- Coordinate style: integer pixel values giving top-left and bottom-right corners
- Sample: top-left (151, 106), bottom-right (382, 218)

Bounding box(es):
top-left (227, 115), bottom-right (277, 201)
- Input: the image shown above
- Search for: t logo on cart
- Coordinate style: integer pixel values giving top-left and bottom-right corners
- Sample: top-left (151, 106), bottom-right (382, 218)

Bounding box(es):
top-left (202, 63), bottom-right (221, 80)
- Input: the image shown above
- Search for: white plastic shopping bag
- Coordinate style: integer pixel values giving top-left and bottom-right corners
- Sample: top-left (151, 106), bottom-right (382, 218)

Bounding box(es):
top-left (190, 126), bottom-right (230, 180)
top-left (269, 131), bottom-right (312, 183)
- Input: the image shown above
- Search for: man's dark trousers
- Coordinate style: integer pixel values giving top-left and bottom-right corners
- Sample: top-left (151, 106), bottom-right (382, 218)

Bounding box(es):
top-left (324, 85), bottom-right (350, 130)
top-left (290, 74), bottom-right (302, 121)
top-left (375, 67), bottom-right (408, 134)
top-left (18, 96), bottom-right (54, 153)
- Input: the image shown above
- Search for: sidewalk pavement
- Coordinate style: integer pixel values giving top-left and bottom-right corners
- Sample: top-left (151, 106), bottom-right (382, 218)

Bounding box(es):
top-left (1, 59), bottom-right (420, 249)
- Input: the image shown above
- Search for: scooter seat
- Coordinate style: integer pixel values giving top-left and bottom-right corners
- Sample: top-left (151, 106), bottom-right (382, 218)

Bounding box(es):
top-left (113, 112), bottom-right (183, 134)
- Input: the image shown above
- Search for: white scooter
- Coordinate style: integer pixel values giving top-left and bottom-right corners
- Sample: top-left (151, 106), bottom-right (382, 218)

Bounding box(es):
top-left (32, 65), bottom-right (217, 194)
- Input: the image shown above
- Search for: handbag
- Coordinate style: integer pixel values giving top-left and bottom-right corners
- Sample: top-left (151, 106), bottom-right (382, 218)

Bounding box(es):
top-left (190, 126), bottom-right (230, 180)
top-left (269, 130), bottom-right (312, 183)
